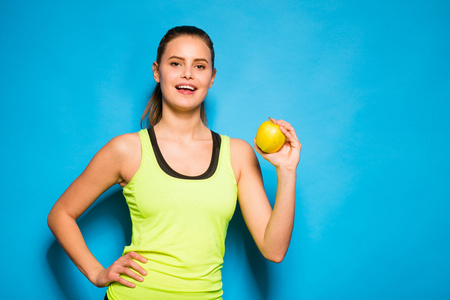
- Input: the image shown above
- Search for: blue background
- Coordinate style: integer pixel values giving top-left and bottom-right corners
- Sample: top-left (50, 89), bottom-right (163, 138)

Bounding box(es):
top-left (1, 1), bottom-right (449, 299)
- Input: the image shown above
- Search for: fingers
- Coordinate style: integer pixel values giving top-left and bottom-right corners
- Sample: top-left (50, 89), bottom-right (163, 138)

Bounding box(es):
top-left (274, 119), bottom-right (295, 137)
top-left (110, 267), bottom-right (142, 288)
top-left (116, 275), bottom-right (137, 288)
top-left (128, 251), bottom-right (148, 270)
top-left (106, 251), bottom-right (148, 288)
top-left (271, 119), bottom-right (301, 148)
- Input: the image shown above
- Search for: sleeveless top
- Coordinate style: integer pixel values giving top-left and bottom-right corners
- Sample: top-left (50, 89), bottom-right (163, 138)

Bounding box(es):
top-left (106, 128), bottom-right (238, 300)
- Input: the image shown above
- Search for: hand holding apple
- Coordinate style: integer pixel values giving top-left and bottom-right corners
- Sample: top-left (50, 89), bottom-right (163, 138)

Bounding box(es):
top-left (256, 119), bottom-right (286, 153)
top-left (254, 118), bottom-right (301, 170)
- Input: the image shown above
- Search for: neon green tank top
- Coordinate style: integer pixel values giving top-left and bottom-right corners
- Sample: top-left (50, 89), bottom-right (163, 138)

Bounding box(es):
top-left (107, 128), bottom-right (237, 300)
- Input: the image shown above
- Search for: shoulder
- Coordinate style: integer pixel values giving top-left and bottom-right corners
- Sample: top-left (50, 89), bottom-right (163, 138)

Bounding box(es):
top-left (230, 137), bottom-right (254, 154)
top-left (108, 132), bottom-right (140, 151)
top-left (77, 132), bottom-right (141, 186)
top-left (228, 137), bottom-right (262, 184)
top-left (97, 132), bottom-right (141, 163)
top-left (230, 137), bottom-right (259, 170)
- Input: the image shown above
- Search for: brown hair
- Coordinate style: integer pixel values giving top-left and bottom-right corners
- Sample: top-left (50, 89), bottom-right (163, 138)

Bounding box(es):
top-left (140, 26), bottom-right (215, 128)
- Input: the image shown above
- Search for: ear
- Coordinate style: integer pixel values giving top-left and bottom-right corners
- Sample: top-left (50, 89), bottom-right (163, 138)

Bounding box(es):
top-left (209, 68), bottom-right (217, 88)
top-left (152, 62), bottom-right (160, 83)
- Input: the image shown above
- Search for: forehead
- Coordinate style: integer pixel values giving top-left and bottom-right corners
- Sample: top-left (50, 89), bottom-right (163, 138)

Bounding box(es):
top-left (162, 36), bottom-right (212, 61)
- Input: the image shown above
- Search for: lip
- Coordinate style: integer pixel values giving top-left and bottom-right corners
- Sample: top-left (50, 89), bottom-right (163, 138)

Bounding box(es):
top-left (175, 83), bottom-right (198, 95)
top-left (175, 83), bottom-right (198, 90)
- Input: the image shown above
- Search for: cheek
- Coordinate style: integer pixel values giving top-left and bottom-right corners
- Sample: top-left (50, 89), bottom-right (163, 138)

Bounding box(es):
top-left (159, 67), bottom-right (177, 81)
top-left (159, 73), bottom-right (176, 87)
top-left (199, 73), bottom-right (214, 86)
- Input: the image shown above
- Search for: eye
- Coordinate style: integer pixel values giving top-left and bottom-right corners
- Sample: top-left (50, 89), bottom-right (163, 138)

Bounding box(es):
top-left (170, 62), bottom-right (181, 67)
top-left (196, 64), bottom-right (206, 70)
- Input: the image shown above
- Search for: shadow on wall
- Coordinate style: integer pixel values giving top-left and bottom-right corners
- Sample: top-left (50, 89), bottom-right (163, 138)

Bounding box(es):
top-left (46, 189), bottom-right (269, 299)
top-left (227, 204), bottom-right (270, 300)
top-left (46, 190), bottom-right (131, 300)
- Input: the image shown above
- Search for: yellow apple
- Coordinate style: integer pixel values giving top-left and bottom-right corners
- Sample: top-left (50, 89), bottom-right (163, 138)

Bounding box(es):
top-left (256, 120), bottom-right (286, 153)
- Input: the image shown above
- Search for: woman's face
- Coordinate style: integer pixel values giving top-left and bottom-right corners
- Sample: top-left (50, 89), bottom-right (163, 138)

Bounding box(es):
top-left (153, 35), bottom-right (216, 115)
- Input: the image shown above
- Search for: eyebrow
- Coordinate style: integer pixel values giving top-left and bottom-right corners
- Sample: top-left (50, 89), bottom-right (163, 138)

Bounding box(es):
top-left (168, 56), bottom-right (210, 64)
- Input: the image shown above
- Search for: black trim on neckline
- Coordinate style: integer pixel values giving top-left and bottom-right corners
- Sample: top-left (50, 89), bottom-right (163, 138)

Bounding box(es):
top-left (147, 127), bottom-right (221, 180)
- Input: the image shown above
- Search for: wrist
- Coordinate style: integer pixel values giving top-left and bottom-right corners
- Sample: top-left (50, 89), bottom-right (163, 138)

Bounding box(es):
top-left (275, 164), bottom-right (298, 174)
top-left (86, 265), bottom-right (106, 286)
top-left (275, 167), bottom-right (297, 183)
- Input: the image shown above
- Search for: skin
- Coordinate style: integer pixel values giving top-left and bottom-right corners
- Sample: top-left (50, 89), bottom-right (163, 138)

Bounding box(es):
top-left (47, 35), bottom-right (301, 289)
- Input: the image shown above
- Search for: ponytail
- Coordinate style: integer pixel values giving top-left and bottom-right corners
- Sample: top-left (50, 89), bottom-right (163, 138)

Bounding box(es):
top-left (140, 83), bottom-right (162, 128)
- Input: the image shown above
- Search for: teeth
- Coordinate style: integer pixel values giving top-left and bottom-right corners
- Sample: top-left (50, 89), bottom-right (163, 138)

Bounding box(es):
top-left (177, 85), bottom-right (195, 91)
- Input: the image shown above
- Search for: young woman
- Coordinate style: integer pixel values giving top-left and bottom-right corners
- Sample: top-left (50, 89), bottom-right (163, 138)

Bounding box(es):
top-left (47, 26), bottom-right (301, 299)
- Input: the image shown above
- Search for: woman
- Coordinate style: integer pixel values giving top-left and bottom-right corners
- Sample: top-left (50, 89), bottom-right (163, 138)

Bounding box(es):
top-left (47, 26), bottom-right (301, 299)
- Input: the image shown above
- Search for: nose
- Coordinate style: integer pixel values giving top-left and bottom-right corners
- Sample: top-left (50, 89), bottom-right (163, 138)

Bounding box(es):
top-left (182, 66), bottom-right (193, 79)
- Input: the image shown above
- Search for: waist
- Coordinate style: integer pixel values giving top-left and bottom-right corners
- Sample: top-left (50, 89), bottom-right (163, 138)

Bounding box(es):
top-left (108, 250), bottom-right (223, 296)
top-left (107, 286), bottom-right (222, 300)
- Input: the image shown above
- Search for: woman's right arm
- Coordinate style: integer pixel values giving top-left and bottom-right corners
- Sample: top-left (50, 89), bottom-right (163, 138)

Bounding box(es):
top-left (47, 133), bottom-right (147, 288)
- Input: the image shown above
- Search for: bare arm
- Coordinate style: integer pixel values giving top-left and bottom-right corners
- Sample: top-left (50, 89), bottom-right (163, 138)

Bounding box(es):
top-left (231, 119), bottom-right (301, 263)
top-left (47, 133), bottom-right (147, 288)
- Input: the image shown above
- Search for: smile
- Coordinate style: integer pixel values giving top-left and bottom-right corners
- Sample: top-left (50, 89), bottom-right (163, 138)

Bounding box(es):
top-left (176, 85), bottom-right (197, 91)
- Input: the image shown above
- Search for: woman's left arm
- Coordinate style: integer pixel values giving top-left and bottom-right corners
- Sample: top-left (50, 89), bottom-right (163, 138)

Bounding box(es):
top-left (231, 119), bottom-right (301, 263)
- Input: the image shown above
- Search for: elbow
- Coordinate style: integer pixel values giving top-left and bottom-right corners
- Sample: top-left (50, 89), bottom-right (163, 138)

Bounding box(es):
top-left (262, 250), bottom-right (287, 264)
top-left (47, 209), bottom-right (56, 232)
top-left (47, 206), bottom-right (64, 233)
top-left (47, 206), bottom-right (78, 235)
top-left (260, 240), bottom-right (290, 263)
top-left (266, 254), bottom-right (285, 264)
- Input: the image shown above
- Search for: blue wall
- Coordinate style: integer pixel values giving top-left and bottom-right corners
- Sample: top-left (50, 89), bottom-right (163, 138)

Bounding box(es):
top-left (1, 1), bottom-right (449, 299)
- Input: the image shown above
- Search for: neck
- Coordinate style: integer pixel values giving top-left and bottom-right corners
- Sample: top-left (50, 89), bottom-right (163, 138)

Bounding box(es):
top-left (154, 109), bottom-right (209, 140)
